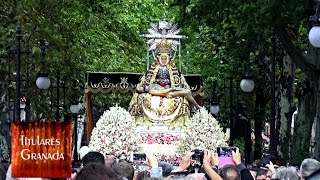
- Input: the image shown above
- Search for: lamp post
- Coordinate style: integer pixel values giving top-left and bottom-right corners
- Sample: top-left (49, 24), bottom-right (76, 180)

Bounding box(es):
top-left (240, 46), bottom-right (255, 93)
top-left (229, 77), bottom-right (235, 146)
top-left (269, 27), bottom-right (277, 157)
top-left (14, 26), bottom-right (22, 122)
top-left (49, 73), bottom-right (67, 121)
top-left (35, 39), bottom-right (51, 90)
top-left (9, 26), bottom-right (51, 121)
top-left (212, 74), bottom-right (254, 146)
top-left (70, 80), bottom-right (80, 163)
top-left (210, 80), bottom-right (220, 116)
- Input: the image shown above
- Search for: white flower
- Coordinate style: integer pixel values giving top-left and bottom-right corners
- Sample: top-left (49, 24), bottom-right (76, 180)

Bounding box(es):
top-left (177, 107), bottom-right (228, 153)
top-left (89, 106), bottom-right (142, 157)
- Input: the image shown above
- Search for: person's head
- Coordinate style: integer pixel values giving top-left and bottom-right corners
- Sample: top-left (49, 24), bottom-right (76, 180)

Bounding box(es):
top-left (248, 167), bottom-right (259, 179)
top-left (300, 158), bottom-right (320, 179)
top-left (112, 161), bottom-right (134, 180)
top-left (158, 53), bottom-right (170, 65)
top-left (187, 173), bottom-right (207, 180)
top-left (136, 171), bottom-right (150, 180)
top-left (256, 169), bottom-right (268, 180)
top-left (158, 161), bottom-right (173, 177)
top-left (274, 166), bottom-right (299, 180)
top-left (306, 169), bottom-right (320, 180)
top-left (5, 164), bottom-right (45, 180)
top-left (171, 177), bottom-right (203, 180)
top-left (254, 159), bottom-right (263, 168)
top-left (105, 154), bottom-right (117, 167)
top-left (76, 163), bottom-right (118, 180)
top-left (79, 146), bottom-right (91, 160)
top-left (219, 165), bottom-right (241, 180)
top-left (82, 152), bottom-right (105, 166)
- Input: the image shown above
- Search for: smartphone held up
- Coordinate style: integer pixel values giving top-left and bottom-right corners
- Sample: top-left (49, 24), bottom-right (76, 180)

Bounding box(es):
top-left (217, 147), bottom-right (237, 168)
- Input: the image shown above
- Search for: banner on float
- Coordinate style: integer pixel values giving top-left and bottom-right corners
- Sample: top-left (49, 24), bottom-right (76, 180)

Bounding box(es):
top-left (11, 122), bottom-right (72, 178)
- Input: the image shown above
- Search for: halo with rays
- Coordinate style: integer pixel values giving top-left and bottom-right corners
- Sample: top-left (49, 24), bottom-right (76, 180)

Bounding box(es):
top-left (142, 17), bottom-right (187, 52)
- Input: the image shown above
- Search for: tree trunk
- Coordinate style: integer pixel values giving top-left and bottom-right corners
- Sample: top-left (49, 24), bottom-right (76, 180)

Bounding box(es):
top-left (310, 77), bottom-right (320, 159)
top-left (292, 72), bottom-right (318, 164)
top-left (307, 47), bottom-right (320, 160)
top-left (277, 53), bottom-right (295, 163)
top-left (277, 29), bottom-right (320, 165)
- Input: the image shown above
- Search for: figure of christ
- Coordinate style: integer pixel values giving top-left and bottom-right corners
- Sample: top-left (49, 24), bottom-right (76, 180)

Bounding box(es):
top-left (137, 67), bottom-right (201, 109)
top-left (149, 86), bottom-right (202, 109)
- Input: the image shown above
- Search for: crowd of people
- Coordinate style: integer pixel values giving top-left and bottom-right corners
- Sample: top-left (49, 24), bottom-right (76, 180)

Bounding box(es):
top-left (1, 147), bottom-right (320, 180)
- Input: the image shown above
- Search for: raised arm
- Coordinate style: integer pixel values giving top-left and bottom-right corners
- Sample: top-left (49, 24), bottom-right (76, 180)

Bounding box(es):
top-left (203, 150), bottom-right (222, 180)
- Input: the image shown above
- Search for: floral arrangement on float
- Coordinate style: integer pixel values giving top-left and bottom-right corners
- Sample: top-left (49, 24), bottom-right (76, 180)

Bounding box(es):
top-left (140, 133), bottom-right (180, 145)
top-left (89, 106), bottom-right (142, 159)
top-left (177, 108), bottom-right (228, 154)
top-left (140, 133), bottom-right (182, 165)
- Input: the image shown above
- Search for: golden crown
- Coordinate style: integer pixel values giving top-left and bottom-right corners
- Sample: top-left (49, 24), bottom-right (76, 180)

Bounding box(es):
top-left (156, 39), bottom-right (173, 53)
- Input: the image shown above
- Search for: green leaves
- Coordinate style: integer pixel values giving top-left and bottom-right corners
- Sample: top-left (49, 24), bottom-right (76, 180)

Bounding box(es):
top-left (0, 0), bottom-right (172, 120)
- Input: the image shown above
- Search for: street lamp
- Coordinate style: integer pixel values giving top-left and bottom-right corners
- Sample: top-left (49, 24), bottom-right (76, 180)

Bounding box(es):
top-left (309, 0), bottom-right (320, 47)
top-left (70, 104), bottom-right (80, 114)
top-left (35, 39), bottom-right (51, 90)
top-left (210, 80), bottom-right (220, 115)
top-left (70, 80), bottom-right (80, 163)
top-left (36, 73), bottom-right (51, 90)
top-left (240, 75), bottom-right (255, 92)
top-left (210, 102), bottom-right (220, 115)
top-left (8, 26), bottom-right (51, 121)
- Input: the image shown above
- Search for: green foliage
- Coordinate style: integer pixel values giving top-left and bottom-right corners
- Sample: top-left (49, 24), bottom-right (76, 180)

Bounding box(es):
top-left (0, 0), bottom-right (171, 120)
top-left (233, 138), bottom-right (245, 157)
top-left (172, 0), bottom-right (313, 160)
top-left (0, 0), bottom-right (316, 161)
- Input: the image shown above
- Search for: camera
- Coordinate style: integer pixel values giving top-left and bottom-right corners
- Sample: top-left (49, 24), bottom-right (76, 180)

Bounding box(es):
top-left (191, 149), bottom-right (204, 165)
top-left (132, 153), bottom-right (146, 161)
top-left (217, 147), bottom-right (236, 157)
top-left (262, 154), bottom-right (271, 166)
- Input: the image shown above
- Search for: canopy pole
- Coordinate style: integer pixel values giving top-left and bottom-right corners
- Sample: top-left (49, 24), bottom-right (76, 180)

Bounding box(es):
top-left (85, 92), bottom-right (93, 145)
top-left (147, 43), bottom-right (149, 71)
top-left (179, 39), bottom-right (181, 72)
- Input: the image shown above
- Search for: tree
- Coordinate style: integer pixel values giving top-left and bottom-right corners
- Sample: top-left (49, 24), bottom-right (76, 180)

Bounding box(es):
top-left (0, 0), bottom-right (169, 119)
top-left (0, 0), bottom-right (172, 161)
top-left (172, 0), bottom-right (320, 164)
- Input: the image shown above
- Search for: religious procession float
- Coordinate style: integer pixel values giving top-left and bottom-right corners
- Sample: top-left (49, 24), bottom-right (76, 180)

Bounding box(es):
top-left (84, 17), bottom-right (228, 165)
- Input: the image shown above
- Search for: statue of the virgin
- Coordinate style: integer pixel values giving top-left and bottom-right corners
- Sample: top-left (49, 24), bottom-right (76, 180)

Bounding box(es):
top-left (129, 17), bottom-right (201, 127)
